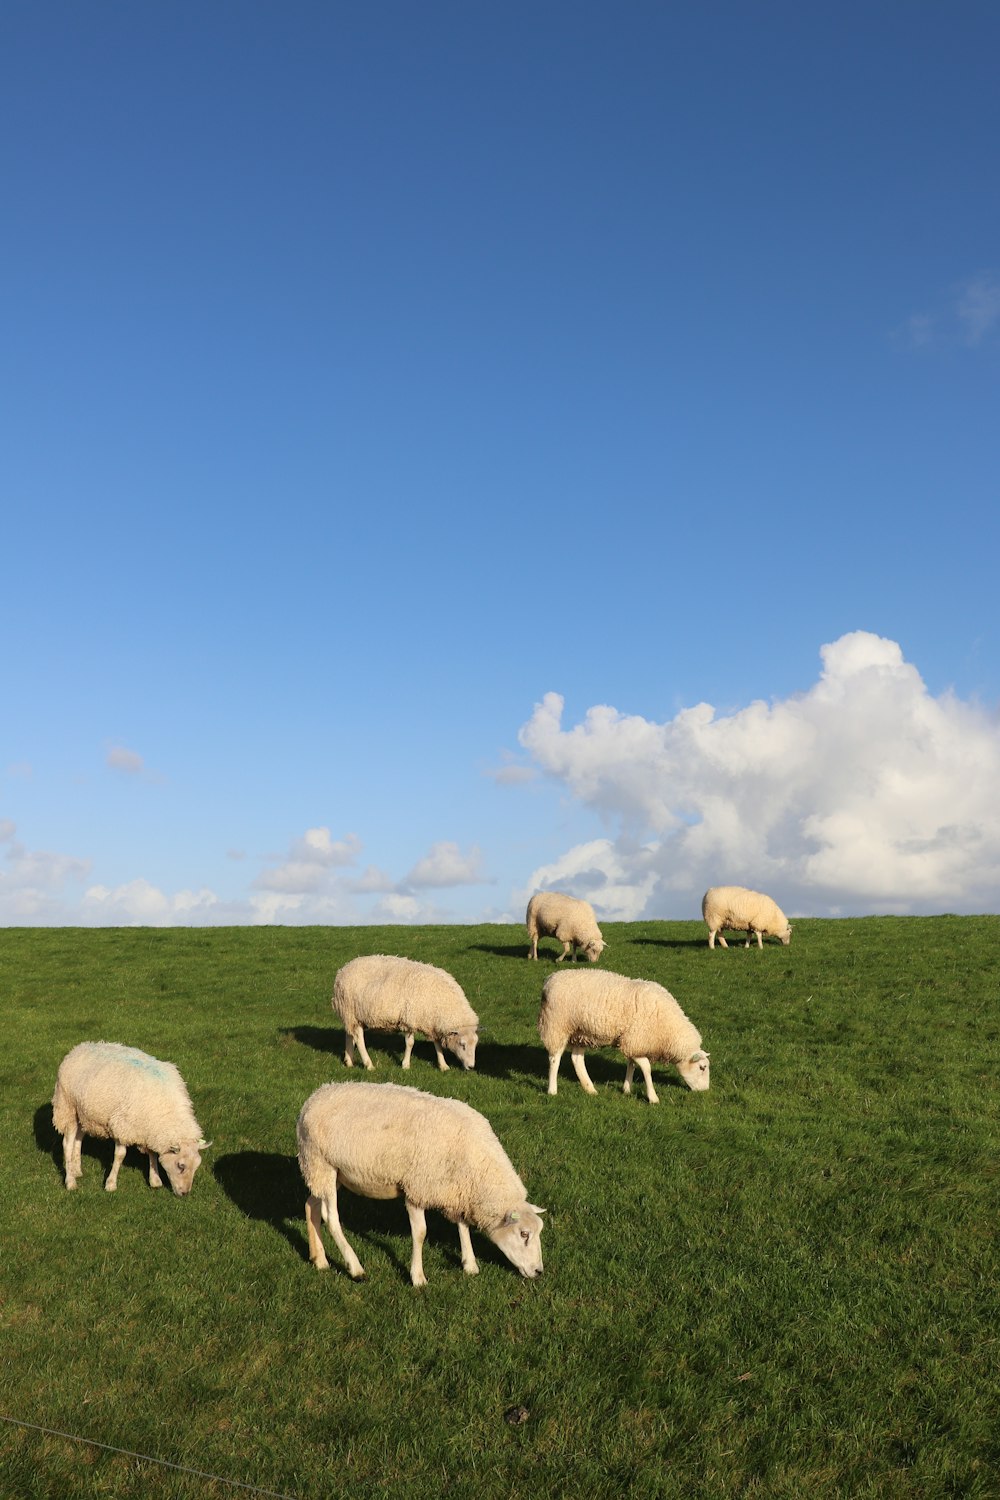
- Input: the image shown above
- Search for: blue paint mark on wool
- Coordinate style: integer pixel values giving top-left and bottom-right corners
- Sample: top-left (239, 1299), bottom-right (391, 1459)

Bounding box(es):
top-left (122, 1051), bottom-right (168, 1081)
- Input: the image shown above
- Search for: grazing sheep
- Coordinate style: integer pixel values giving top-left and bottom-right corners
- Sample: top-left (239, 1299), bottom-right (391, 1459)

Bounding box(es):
top-left (539, 969), bottom-right (710, 1104)
top-left (702, 885), bottom-right (792, 949)
top-left (526, 891), bottom-right (606, 963)
top-left (51, 1042), bottom-right (209, 1195)
top-left (332, 954), bottom-right (478, 1072)
top-left (297, 1081), bottom-right (545, 1286)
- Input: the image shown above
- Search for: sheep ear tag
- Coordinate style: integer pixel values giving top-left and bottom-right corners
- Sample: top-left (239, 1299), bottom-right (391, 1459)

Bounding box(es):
top-left (508, 1210), bottom-right (520, 1224)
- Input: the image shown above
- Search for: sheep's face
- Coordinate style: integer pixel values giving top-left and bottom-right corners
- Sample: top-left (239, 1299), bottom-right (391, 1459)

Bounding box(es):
top-left (159, 1138), bottom-right (210, 1196)
top-left (445, 1028), bottom-right (478, 1070)
top-left (676, 1050), bottom-right (711, 1092)
top-left (488, 1205), bottom-right (545, 1278)
top-left (583, 939), bottom-right (605, 963)
top-left (779, 924), bottom-right (792, 946)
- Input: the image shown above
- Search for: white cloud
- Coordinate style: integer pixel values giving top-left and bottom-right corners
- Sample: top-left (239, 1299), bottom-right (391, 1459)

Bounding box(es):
top-left (107, 745), bottom-right (146, 775)
top-left (897, 272), bottom-right (1000, 350)
top-left (371, 893), bottom-right (425, 923)
top-left (404, 841), bottom-right (489, 888)
top-left (253, 828), bottom-right (362, 893)
top-left (350, 864), bottom-right (397, 894)
top-left (516, 632), bottom-right (1000, 918)
top-left (0, 822), bottom-right (92, 922)
top-left (82, 880), bottom-right (221, 926)
top-left (957, 272), bottom-right (1000, 345)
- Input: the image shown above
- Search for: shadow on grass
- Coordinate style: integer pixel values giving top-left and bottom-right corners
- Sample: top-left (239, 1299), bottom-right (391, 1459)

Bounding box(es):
top-left (279, 1024), bottom-right (341, 1054)
top-left (213, 1150), bottom-right (315, 1262)
top-left (467, 942), bottom-right (528, 960)
top-left (632, 936), bottom-right (706, 950)
top-left (33, 1102), bottom-right (156, 1188)
top-left (212, 1150), bottom-right (475, 1282)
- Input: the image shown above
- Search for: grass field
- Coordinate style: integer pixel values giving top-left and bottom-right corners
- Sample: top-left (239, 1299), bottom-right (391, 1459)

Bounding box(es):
top-left (2, 917), bottom-right (998, 1498)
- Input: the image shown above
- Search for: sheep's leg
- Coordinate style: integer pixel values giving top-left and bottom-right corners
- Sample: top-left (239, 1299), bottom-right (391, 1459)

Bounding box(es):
top-left (405, 1200), bottom-right (428, 1287)
top-left (633, 1056), bottom-right (659, 1105)
top-left (457, 1219), bottom-right (479, 1275)
top-left (353, 1028), bottom-right (376, 1070)
top-left (305, 1194), bottom-right (330, 1269)
top-left (546, 1049), bottom-right (563, 1095)
top-left (623, 1060), bottom-right (635, 1095)
top-left (344, 1032), bottom-right (355, 1067)
top-left (318, 1184), bottom-right (365, 1279)
top-left (570, 1048), bottom-right (598, 1095)
top-left (432, 1040), bottom-right (449, 1071)
top-left (401, 1032), bottom-right (415, 1069)
top-left (557, 941), bottom-right (572, 961)
top-left (707, 929), bottom-right (716, 949)
top-left (62, 1123), bottom-right (82, 1189)
top-left (717, 932), bottom-right (729, 948)
top-left (528, 933), bottom-right (538, 959)
top-left (146, 1150), bottom-right (163, 1188)
top-left (754, 929), bottom-right (764, 950)
top-left (105, 1141), bottom-right (128, 1191)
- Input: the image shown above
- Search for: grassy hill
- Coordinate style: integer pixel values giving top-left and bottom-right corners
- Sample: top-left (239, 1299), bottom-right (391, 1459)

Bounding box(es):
top-left (2, 917), bottom-right (998, 1497)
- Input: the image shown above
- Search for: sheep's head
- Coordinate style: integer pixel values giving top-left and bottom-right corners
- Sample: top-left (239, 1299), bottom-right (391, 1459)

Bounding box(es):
top-left (488, 1204), bottom-right (545, 1278)
top-left (676, 1050), bottom-right (711, 1092)
top-left (444, 1028), bottom-right (478, 1070)
top-left (779, 923), bottom-right (792, 946)
top-left (159, 1137), bottom-right (210, 1196)
top-left (583, 938), bottom-right (606, 963)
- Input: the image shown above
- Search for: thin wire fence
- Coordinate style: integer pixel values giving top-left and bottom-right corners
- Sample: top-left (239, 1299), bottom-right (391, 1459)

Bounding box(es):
top-left (0, 1414), bottom-right (299, 1499)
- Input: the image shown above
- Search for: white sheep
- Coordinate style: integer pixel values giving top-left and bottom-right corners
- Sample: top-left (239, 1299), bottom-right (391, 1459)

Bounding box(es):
top-left (332, 954), bottom-right (479, 1072)
top-left (297, 1081), bottom-right (545, 1286)
top-left (526, 891), bottom-right (606, 963)
top-left (538, 968), bottom-right (710, 1104)
top-left (702, 885), bottom-right (792, 949)
top-left (51, 1041), bottom-right (210, 1195)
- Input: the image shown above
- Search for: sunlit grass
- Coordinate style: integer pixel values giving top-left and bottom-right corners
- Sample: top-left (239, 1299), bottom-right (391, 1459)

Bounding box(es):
top-left (1, 917), bottom-right (998, 1497)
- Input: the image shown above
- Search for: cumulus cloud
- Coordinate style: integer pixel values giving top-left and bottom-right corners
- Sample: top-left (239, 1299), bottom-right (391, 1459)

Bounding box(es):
top-left (107, 745), bottom-right (146, 775)
top-left (82, 880), bottom-right (221, 926)
top-left (957, 273), bottom-right (1000, 345)
top-left (0, 822), bottom-right (92, 922)
top-left (515, 632), bottom-right (1000, 918)
top-left (404, 841), bottom-right (489, 888)
top-left (253, 828), bottom-right (363, 893)
top-left (897, 271), bottom-right (1000, 350)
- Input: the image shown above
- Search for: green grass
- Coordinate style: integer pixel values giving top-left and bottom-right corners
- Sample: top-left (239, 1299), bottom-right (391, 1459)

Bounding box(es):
top-left (1, 918), bottom-right (998, 1498)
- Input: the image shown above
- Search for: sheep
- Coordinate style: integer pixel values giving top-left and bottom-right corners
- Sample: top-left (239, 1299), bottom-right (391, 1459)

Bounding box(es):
top-left (51, 1041), bottom-right (209, 1195)
top-left (297, 1081), bottom-right (545, 1286)
top-left (702, 885), bottom-right (792, 949)
top-left (538, 968), bottom-right (710, 1104)
top-left (332, 954), bottom-right (478, 1072)
top-left (526, 890), bottom-right (606, 963)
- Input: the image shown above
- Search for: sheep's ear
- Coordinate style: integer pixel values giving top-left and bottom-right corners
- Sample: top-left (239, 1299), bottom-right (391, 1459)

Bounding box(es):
top-left (168, 1143), bottom-right (180, 1155)
top-left (527, 1204), bottom-right (546, 1215)
top-left (198, 1138), bottom-right (212, 1150)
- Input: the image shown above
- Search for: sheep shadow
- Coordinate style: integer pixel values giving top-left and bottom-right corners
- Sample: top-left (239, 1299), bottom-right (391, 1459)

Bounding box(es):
top-left (468, 942), bottom-right (528, 960)
top-left (33, 1102), bottom-right (151, 1188)
top-left (279, 1025), bottom-right (411, 1068)
top-left (632, 936), bottom-right (706, 951)
top-left (213, 1150), bottom-right (318, 1263)
top-left (279, 1024), bottom-right (342, 1056)
top-left (212, 1150), bottom-right (475, 1282)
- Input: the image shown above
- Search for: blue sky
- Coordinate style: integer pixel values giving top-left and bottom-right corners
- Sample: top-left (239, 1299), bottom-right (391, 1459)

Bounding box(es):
top-left (3, 2), bottom-right (999, 925)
